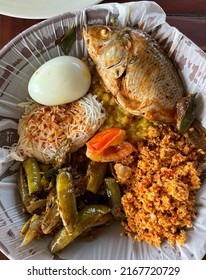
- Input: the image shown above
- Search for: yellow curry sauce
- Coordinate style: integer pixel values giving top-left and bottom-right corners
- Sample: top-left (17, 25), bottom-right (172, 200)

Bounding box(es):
top-left (90, 70), bottom-right (151, 142)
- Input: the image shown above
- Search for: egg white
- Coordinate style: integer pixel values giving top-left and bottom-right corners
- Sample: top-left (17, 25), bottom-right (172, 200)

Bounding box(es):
top-left (28, 56), bottom-right (91, 106)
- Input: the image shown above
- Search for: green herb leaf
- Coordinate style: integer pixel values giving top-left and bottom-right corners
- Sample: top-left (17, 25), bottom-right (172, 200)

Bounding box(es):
top-left (44, 168), bottom-right (58, 183)
top-left (55, 23), bottom-right (76, 55)
top-left (177, 93), bottom-right (197, 134)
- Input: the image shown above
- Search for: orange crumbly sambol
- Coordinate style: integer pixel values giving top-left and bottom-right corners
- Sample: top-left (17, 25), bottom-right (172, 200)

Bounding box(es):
top-left (115, 123), bottom-right (204, 246)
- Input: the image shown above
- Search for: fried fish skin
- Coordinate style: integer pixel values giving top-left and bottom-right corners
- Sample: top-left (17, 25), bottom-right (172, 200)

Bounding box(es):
top-left (83, 25), bottom-right (186, 125)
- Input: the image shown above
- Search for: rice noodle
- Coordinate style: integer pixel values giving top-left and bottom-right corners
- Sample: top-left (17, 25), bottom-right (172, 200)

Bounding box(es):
top-left (10, 94), bottom-right (105, 163)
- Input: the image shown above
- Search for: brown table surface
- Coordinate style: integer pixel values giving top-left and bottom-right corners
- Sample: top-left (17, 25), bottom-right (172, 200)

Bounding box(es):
top-left (0, 0), bottom-right (206, 260)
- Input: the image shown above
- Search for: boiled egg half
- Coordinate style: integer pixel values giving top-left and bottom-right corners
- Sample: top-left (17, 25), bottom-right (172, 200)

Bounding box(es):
top-left (28, 56), bottom-right (91, 106)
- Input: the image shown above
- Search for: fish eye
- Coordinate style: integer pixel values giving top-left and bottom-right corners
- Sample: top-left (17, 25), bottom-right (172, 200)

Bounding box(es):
top-left (99, 27), bottom-right (110, 40)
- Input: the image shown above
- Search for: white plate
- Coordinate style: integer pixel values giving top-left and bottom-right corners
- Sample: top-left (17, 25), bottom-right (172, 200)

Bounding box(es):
top-left (0, 0), bottom-right (102, 19)
top-left (1, 1), bottom-right (206, 260)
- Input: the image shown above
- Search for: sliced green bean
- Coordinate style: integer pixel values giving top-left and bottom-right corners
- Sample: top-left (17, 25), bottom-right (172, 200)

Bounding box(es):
top-left (18, 165), bottom-right (46, 214)
top-left (41, 203), bottom-right (61, 234)
top-left (27, 199), bottom-right (46, 214)
top-left (20, 217), bottom-right (32, 237)
top-left (45, 188), bottom-right (56, 211)
top-left (54, 140), bottom-right (71, 168)
top-left (20, 214), bottom-right (43, 246)
top-left (92, 212), bottom-right (114, 227)
top-left (50, 204), bottom-right (110, 254)
top-left (104, 178), bottom-right (125, 220)
top-left (56, 171), bottom-right (78, 234)
top-left (86, 161), bottom-right (107, 193)
top-left (79, 213), bottom-right (114, 239)
top-left (22, 158), bottom-right (42, 194)
top-left (17, 165), bottom-right (32, 212)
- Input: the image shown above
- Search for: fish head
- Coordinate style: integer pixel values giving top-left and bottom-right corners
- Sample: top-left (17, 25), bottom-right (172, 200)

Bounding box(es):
top-left (82, 25), bottom-right (131, 70)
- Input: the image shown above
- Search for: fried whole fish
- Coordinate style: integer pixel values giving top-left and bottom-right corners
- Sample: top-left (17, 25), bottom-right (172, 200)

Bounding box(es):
top-left (82, 25), bottom-right (186, 125)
